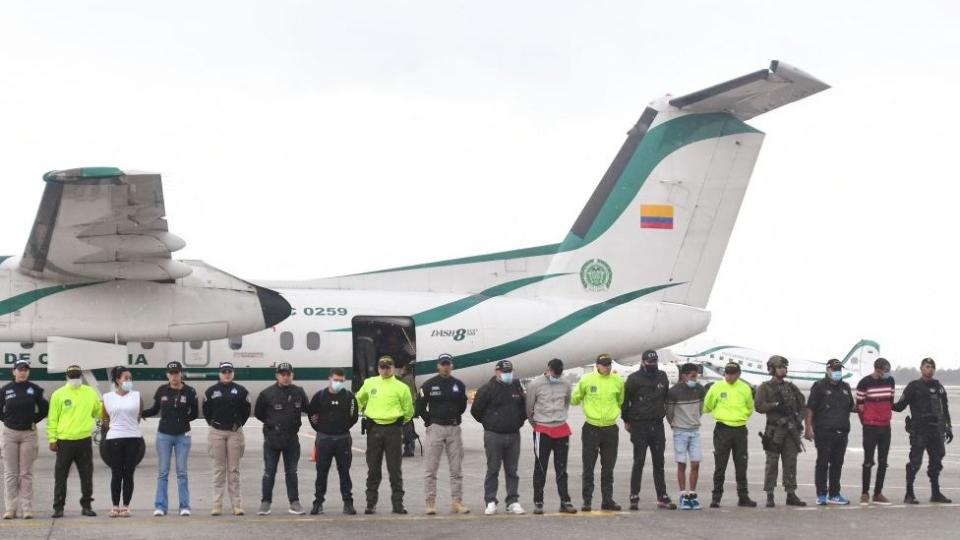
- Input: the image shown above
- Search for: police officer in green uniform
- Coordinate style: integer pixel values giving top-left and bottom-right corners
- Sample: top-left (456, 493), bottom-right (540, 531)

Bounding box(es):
top-left (754, 356), bottom-right (807, 507)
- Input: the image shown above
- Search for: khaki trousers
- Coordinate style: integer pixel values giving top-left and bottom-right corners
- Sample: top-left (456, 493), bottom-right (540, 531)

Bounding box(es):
top-left (208, 428), bottom-right (245, 507)
top-left (423, 424), bottom-right (464, 500)
top-left (1, 427), bottom-right (38, 514)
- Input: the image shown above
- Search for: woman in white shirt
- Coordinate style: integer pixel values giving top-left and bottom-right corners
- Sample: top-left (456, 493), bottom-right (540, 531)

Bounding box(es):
top-left (101, 366), bottom-right (145, 517)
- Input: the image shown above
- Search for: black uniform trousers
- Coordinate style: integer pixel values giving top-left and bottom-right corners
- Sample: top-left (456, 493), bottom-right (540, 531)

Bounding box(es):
top-left (862, 426), bottom-right (891, 495)
top-left (53, 437), bottom-right (94, 510)
top-left (532, 432), bottom-right (571, 504)
top-left (365, 423), bottom-right (404, 507)
top-left (629, 421), bottom-right (667, 500)
top-left (314, 434), bottom-right (353, 504)
top-left (712, 424), bottom-right (749, 500)
top-left (907, 428), bottom-right (946, 487)
top-left (581, 423), bottom-right (618, 504)
top-left (814, 429), bottom-right (848, 497)
top-left (262, 437), bottom-right (301, 503)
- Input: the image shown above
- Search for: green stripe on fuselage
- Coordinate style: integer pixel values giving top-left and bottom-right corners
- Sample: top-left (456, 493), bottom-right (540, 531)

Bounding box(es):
top-left (18, 366), bottom-right (351, 382)
top-left (0, 282), bottom-right (105, 316)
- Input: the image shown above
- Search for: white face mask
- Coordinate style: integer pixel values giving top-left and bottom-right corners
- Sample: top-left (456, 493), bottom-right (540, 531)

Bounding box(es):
top-left (67, 378), bottom-right (82, 388)
top-left (121, 381), bottom-right (134, 392)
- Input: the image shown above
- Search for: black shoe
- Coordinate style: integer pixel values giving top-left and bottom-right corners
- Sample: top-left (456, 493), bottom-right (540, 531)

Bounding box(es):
top-left (709, 499), bottom-right (721, 509)
top-left (931, 492), bottom-right (953, 504)
top-left (402, 450), bottom-right (415, 458)
top-left (737, 496), bottom-right (757, 508)
top-left (904, 492), bottom-right (919, 505)
top-left (600, 500), bottom-right (621, 511)
top-left (785, 493), bottom-right (807, 507)
top-left (52, 508), bottom-right (64, 518)
top-left (657, 496), bottom-right (677, 510)
top-left (581, 501), bottom-right (592, 512)
top-left (766, 493), bottom-right (775, 508)
top-left (392, 505), bottom-right (407, 515)
top-left (81, 507), bottom-right (97, 517)
top-left (364, 505), bottom-right (376, 514)
top-left (533, 503), bottom-right (544, 515)
top-left (629, 496), bottom-right (639, 511)
top-left (559, 502), bottom-right (577, 514)
top-left (310, 501), bottom-right (322, 515)
top-left (343, 502), bottom-right (357, 515)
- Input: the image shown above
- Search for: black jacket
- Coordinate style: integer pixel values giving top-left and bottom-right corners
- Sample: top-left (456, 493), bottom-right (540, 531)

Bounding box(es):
top-left (470, 377), bottom-right (526, 434)
top-left (308, 388), bottom-right (359, 435)
top-left (0, 381), bottom-right (49, 430)
top-left (416, 374), bottom-right (468, 426)
top-left (255, 383), bottom-right (310, 434)
top-left (621, 369), bottom-right (670, 423)
top-left (202, 382), bottom-right (251, 431)
top-left (807, 379), bottom-right (855, 432)
top-left (142, 384), bottom-right (199, 435)
top-left (893, 378), bottom-right (952, 431)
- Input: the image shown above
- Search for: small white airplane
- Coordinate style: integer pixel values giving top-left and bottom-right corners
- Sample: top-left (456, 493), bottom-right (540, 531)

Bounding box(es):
top-left (669, 339), bottom-right (881, 390)
top-left (1, 61), bottom-right (829, 402)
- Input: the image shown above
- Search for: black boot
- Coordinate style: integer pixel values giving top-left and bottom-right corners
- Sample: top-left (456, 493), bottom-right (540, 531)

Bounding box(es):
top-left (629, 495), bottom-right (639, 511)
top-left (600, 499), bottom-right (621, 511)
top-left (81, 507), bottom-right (97, 517)
top-left (737, 495), bottom-right (757, 508)
top-left (785, 492), bottom-right (807, 507)
top-left (904, 486), bottom-right (919, 505)
top-left (364, 504), bottom-right (376, 514)
top-left (766, 492), bottom-right (775, 508)
top-left (310, 501), bottom-right (322, 515)
top-left (343, 501), bottom-right (357, 515)
top-left (533, 503), bottom-right (543, 515)
top-left (392, 503), bottom-right (408, 515)
top-left (51, 508), bottom-right (64, 519)
top-left (581, 500), bottom-right (592, 512)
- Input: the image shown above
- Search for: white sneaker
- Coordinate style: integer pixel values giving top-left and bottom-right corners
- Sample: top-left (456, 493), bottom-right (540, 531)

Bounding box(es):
top-left (153, 509), bottom-right (165, 517)
top-left (484, 502), bottom-right (497, 515)
top-left (179, 508), bottom-right (191, 516)
top-left (506, 502), bottom-right (525, 515)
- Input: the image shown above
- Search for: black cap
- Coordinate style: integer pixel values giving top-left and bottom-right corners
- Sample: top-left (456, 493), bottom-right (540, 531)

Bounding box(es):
top-left (724, 361), bottom-right (741, 374)
top-left (276, 362), bottom-right (293, 373)
top-left (378, 356), bottom-right (394, 368)
top-left (437, 354), bottom-right (453, 365)
top-left (218, 361), bottom-right (235, 371)
top-left (166, 361), bottom-right (183, 373)
top-left (921, 357), bottom-right (936, 368)
top-left (596, 354), bottom-right (613, 366)
top-left (826, 359), bottom-right (843, 371)
top-left (495, 360), bottom-right (514, 373)
top-left (642, 350), bottom-right (658, 363)
top-left (13, 359), bottom-right (30, 369)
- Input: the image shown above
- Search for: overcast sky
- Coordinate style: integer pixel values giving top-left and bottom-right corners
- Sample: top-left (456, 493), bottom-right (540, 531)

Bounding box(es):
top-left (2, 1), bottom-right (958, 368)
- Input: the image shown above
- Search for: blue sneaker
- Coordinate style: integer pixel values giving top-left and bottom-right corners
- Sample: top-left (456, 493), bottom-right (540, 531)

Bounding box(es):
top-left (689, 495), bottom-right (703, 510)
top-left (679, 495), bottom-right (692, 510)
top-left (816, 495), bottom-right (827, 506)
top-left (827, 494), bottom-right (850, 506)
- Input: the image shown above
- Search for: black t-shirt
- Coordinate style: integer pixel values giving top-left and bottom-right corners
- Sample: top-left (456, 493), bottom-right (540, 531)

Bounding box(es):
top-left (807, 378), bottom-right (855, 432)
top-left (0, 381), bottom-right (49, 429)
top-left (416, 375), bottom-right (468, 426)
top-left (309, 388), bottom-right (358, 435)
top-left (142, 384), bottom-right (199, 435)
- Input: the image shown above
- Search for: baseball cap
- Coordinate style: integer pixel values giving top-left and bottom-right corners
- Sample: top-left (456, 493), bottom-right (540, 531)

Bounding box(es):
top-left (219, 361), bottom-right (235, 371)
top-left (642, 350), bottom-right (659, 363)
top-left (724, 361), bottom-right (741, 374)
top-left (276, 362), bottom-right (293, 373)
top-left (495, 360), bottom-right (514, 373)
top-left (826, 359), bottom-right (843, 371)
top-left (437, 354), bottom-right (453, 365)
top-left (166, 361), bottom-right (183, 373)
top-left (378, 356), bottom-right (395, 368)
top-left (13, 359), bottom-right (30, 370)
top-left (596, 354), bottom-right (613, 366)
top-left (66, 365), bottom-right (83, 378)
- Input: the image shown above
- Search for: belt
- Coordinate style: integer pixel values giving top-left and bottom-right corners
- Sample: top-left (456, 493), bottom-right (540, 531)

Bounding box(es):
top-left (3, 423), bottom-right (33, 431)
top-left (369, 419), bottom-right (403, 427)
top-left (716, 423), bottom-right (746, 430)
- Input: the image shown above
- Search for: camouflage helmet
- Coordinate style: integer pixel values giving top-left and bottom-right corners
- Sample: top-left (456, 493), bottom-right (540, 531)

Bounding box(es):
top-left (767, 355), bottom-right (789, 374)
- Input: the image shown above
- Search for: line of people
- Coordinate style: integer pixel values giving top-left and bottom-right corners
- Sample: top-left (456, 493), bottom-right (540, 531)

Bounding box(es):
top-left (0, 351), bottom-right (953, 519)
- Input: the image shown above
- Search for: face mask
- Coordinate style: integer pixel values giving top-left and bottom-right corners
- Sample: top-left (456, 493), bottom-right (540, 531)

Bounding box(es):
top-left (330, 380), bottom-right (344, 393)
top-left (830, 371), bottom-right (843, 382)
top-left (67, 378), bottom-right (82, 388)
top-left (500, 373), bottom-right (514, 385)
top-left (121, 381), bottom-right (134, 392)
top-left (548, 375), bottom-right (560, 383)
top-left (686, 380), bottom-right (697, 388)
top-left (881, 372), bottom-right (892, 380)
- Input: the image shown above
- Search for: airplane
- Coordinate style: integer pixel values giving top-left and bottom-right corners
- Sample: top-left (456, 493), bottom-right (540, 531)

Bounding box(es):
top-left (1, 60), bottom-right (829, 403)
top-left (669, 338), bottom-right (881, 390)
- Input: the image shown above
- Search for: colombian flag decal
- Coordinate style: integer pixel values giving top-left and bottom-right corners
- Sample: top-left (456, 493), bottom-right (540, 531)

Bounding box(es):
top-left (640, 204), bottom-right (673, 229)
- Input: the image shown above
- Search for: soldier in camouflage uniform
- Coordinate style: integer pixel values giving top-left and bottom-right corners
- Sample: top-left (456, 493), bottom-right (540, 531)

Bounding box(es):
top-left (754, 355), bottom-right (807, 507)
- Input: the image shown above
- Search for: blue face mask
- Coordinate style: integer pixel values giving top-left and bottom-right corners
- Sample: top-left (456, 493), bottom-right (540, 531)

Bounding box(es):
top-left (685, 380), bottom-right (697, 388)
top-left (548, 375), bottom-right (560, 383)
top-left (500, 373), bottom-right (514, 385)
top-left (330, 380), bottom-right (344, 393)
top-left (830, 370), bottom-right (843, 382)
top-left (121, 381), bottom-right (134, 392)
top-left (880, 372), bottom-right (892, 380)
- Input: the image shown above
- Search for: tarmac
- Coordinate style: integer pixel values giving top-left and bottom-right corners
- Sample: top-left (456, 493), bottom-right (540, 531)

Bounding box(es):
top-left (1, 388), bottom-right (958, 540)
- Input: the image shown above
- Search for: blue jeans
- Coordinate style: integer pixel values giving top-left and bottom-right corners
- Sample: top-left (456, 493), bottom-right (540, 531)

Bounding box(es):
top-left (155, 432), bottom-right (191, 512)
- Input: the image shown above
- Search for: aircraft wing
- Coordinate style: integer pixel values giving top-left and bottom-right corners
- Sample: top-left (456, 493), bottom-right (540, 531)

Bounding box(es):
top-left (19, 167), bottom-right (191, 281)
top-left (669, 60), bottom-right (829, 120)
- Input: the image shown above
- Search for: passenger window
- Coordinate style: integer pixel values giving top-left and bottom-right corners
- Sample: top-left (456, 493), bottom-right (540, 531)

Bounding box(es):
top-left (141, 341), bottom-right (155, 350)
top-left (306, 332), bottom-right (320, 351)
top-left (20, 342), bottom-right (34, 349)
top-left (229, 336), bottom-right (243, 351)
top-left (190, 341), bottom-right (203, 350)
top-left (280, 331), bottom-right (294, 351)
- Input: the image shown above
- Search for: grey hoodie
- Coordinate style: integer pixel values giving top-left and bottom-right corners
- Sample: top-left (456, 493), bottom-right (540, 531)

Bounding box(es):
top-left (525, 374), bottom-right (572, 427)
top-left (665, 381), bottom-right (706, 431)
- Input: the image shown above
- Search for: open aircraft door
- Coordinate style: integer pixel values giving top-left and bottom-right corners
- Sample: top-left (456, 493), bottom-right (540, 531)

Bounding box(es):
top-left (351, 316), bottom-right (416, 391)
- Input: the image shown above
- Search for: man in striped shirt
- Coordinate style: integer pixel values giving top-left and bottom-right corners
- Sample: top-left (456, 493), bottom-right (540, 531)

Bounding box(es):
top-left (856, 357), bottom-right (894, 505)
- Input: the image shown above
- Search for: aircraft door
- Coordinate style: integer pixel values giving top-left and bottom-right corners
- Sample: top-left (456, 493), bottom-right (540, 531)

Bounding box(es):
top-left (351, 316), bottom-right (416, 391)
top-left (181, 340), bottom-right (210, 367)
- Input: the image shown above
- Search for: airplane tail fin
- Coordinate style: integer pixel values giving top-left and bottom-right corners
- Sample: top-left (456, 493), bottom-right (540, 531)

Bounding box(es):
top-left (536, 61), bottom-right (828, 306)
top-left (840, 339), bottom-right (881, 379)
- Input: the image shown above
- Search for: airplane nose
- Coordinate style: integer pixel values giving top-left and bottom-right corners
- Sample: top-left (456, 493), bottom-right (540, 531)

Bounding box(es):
top-left (254, 285), bottom-right (292, 328)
